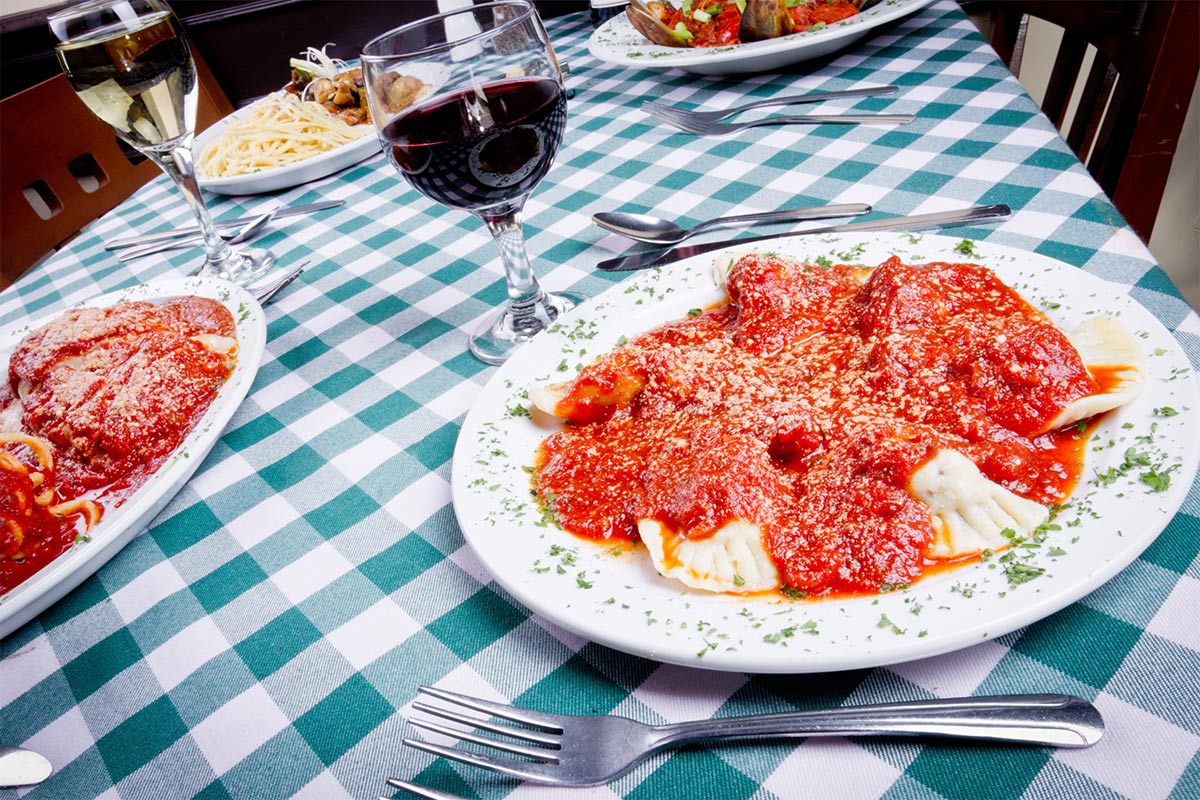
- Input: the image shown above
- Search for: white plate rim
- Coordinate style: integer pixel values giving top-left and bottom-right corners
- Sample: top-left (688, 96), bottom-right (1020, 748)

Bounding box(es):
top-left (195, 96), bottom-right (379, 196)
top-left (587, 0), bottom-right (937, 74)
top-left (0, 277), bottom-right (266, 637)
top-left (451, 232), bottom-right (1199, 673)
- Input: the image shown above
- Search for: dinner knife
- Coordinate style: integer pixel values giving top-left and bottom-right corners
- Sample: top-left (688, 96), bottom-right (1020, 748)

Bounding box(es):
top-left (596, 204), bottom-right (1013, 272)
top-left (104, 200), bottom-right (345, 250)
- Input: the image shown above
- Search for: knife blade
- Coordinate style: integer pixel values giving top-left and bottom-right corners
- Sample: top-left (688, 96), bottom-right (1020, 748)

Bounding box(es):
top-left (596, 204), bottom-right (1013, 272)
top-left (104, 200), bottom-right (345, 250)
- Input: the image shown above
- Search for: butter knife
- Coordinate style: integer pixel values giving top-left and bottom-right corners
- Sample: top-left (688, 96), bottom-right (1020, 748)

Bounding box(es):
top-left (596, 205), bottom-right (1012, 272)
top-left (104, 200), bottom-right (344, 250)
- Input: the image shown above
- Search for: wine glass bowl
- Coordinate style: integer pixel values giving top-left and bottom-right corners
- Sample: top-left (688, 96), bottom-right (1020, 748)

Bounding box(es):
top-left (48, 0), bottom-right (274, 285)
top-left (362, 0), bottom-right (579, 364)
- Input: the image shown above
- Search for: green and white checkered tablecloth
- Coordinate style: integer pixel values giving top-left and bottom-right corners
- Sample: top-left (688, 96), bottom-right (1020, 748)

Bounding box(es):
top-left (3, 3), bottom-right (1198, 798)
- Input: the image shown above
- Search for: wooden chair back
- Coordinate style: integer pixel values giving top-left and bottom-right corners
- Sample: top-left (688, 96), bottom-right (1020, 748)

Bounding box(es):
top-left (964, 0), bottom-right (1198, 242)
top-left (0, 46), bottom-right (233, 290)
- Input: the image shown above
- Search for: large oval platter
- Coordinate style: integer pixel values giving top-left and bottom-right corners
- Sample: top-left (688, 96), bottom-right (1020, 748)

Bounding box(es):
top-left (588, 0), bottom-right (937, 75)
top-left (451, 233), bottom-right (1199, 673)
top-left (0, 277), bottom-right (266, 637)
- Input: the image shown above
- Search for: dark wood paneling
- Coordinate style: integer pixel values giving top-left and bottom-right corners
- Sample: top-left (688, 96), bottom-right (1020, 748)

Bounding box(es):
top-left (2, 1), bottom-right (587, 105)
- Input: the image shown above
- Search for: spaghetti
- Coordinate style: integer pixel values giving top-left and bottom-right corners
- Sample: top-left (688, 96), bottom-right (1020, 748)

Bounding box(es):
top-left (1, 432), bottom-right (101, 587)
top-left (197, 91), bottom-right (373, 178)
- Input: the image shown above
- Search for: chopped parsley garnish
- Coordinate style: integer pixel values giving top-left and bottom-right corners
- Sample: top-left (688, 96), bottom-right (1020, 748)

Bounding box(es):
top-left (953, 239), bottom-right (979, 256)
top-left (1004, 562), bottom-right (1046, 586)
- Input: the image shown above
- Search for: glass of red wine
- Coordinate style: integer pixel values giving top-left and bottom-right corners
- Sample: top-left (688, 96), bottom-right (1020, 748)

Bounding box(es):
top-left (361, 0), bottom-right (580, 364)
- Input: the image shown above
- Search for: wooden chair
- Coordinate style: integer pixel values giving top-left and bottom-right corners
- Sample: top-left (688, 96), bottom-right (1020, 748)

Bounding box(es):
top-left (0, 46), bottom-right (233, 290)
top-left (962, 0), bottom-right (1198, 242)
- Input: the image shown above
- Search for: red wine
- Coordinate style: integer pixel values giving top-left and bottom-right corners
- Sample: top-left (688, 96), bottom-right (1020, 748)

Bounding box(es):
top-left (381, 77), bottom-right (567, 213)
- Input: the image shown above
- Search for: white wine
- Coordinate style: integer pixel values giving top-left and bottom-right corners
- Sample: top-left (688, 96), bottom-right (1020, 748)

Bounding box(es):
top-left (55, 10), bottom-right (196, 150)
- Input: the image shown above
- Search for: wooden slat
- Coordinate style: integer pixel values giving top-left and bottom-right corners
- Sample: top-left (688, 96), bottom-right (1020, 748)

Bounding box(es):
top-left (962, 0), bottom-right (1198, 241)
top-left (0, 37), bottom-right (232, 288)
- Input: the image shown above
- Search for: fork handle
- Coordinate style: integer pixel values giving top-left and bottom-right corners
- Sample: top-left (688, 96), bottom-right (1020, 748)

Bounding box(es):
top-left (649, 694), bottom-right (1103, 750)
top-left (728, 85), bottom-right (898, 114)
top-left (744, 113), bottom-right (916, 128)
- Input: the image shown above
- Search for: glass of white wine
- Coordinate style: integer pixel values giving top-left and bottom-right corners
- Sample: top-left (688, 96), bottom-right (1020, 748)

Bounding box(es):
top-left (48, 0), bottom-right (274, 284)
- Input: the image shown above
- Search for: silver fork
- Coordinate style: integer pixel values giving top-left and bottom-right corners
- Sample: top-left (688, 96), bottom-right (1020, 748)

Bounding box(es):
top-left (400, 686), bottom-right (1103, 787)
top-left (642, 85), bottom-right (897, 125)
top-left (653, 110), bottom-right (916, 136)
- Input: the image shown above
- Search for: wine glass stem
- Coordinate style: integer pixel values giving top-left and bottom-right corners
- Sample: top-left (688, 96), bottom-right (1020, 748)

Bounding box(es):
top-left (152, 140), bottom-right (231, 268)
top-left (482, 204), bottom-right (545, 319)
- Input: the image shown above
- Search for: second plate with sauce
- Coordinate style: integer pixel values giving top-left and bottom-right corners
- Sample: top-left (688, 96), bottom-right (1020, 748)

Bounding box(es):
top-left (450, 232), bottom-right (1199, 673)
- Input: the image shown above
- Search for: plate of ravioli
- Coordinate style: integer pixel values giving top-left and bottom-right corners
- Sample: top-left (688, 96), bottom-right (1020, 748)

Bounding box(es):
top-left (450, 233), bottom-right (1199, 673)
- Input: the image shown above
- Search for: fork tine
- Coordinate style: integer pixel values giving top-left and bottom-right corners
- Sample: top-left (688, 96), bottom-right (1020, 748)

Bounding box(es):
top-left (408, 717), bottom-right (558, 762)
top-left (641, 101), bottom-right (686, 118)
top-left (412, 700), bottom-right (561, 746)
top-left (645, 110), bottom-right (701, 134)
top-left (402, 736), bottom-right (551, 782)
top-left (417, 685), bottom-right (563, 731)
top-left (383, 778), bottom-right (471, 800)
top-left (643, 104), bottom-right (689, 123)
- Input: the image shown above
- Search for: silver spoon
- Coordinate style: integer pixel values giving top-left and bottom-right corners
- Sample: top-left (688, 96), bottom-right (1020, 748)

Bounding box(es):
top-left (592, 203), bottom-right (870, 245)
top-left (0, 745), bottom-right (52, 788)
top-left (118, 207), bottom-right (278, 262)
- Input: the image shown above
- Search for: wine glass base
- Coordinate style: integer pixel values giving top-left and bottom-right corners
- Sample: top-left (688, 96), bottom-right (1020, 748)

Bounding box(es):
top-left (197, 247), bottom-right (276, 286)
top-left (470, 290), bottom-right (584, 365)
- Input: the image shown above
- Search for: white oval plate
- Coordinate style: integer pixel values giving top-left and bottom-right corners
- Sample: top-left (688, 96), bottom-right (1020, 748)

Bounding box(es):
top-left (0, 277), bottom-right (266, 637)
top-left (195, 101), bottom-right (379, 196)
top-left (451, 233), bottom-right (1199, 673)
top-left (588, 0), bottom-right (936, 75)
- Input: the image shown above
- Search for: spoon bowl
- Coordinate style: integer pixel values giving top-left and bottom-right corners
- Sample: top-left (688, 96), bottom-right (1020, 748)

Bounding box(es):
top-left (0, 745), bottom-right (52, 788)
top-left (593, 203), bottom-right (871, 245)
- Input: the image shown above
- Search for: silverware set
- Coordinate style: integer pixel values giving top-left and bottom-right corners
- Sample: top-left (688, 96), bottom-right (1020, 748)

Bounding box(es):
top-left (596, 204), bottom-right (1013, 271)
top-left (116, 207), bottom-right (279, 262)
top-left (644, 84), bottom-right (913, 134)
top-left (594, 202), bottom-right (871, 244)
top-left (102, 199), bottom-right (344, 256)
top-left (386, 685), bottom-right (1102, 798)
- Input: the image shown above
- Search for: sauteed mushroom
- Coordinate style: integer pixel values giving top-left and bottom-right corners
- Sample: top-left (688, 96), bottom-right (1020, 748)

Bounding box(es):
top-left (738, 0), bottom-right (793, 43)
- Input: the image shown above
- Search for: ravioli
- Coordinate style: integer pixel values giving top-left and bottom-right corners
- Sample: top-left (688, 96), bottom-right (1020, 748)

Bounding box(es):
top-left (532, 254), bottom-right (1143, 597)
top-left (909, 449), bottom-right (1049, 559)
top-left (1039, 316), bottom-right (1145, 434)
top-left (638, 518), bottom-right (779, 592)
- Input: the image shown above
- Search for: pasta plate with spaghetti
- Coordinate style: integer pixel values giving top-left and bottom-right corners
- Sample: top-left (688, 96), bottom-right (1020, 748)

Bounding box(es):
top-left (196, 91), bottom-right (374, 179)
top-left (195, 45), bottom-right (434, 194)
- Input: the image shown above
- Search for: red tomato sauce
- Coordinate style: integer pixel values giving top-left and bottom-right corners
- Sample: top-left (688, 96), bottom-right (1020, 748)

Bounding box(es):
top-left (1, 296), bottom-right (236, 594)
top-left (534, 256), bottom-right (1103, 597)
top-left (0, 445), bottom-right (94, 592)
top-left (654, 1), bottom-right (861, 48)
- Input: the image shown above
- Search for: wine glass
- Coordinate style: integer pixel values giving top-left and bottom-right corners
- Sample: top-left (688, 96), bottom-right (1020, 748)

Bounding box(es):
top-left (361, 0), bottom-right (581, 364)
top-left (47, 0), bottom-right (274, 285)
